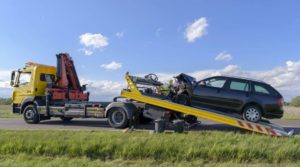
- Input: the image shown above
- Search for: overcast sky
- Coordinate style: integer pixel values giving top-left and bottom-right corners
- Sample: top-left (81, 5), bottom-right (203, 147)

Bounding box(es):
top-left (1, 0), bottom-right (300, 101)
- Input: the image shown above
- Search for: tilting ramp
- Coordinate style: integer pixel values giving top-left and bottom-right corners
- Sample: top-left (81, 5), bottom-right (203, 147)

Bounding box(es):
top-left (121, 73), bottom-right (293, 137)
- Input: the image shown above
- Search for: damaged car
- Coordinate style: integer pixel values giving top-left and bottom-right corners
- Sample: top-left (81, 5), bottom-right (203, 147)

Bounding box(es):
top-left (172, 74), bottom-right (284, 123)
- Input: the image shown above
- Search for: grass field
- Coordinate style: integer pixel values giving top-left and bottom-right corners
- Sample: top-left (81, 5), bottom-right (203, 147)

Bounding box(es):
top-left (0, 130), bottom-right (300, 166)
top-left (0, 105), bottom-right (20, 118)
top-left (1, 105), bottom-right (299, 119)
top-left (282, 106), bottom-right (300, 120)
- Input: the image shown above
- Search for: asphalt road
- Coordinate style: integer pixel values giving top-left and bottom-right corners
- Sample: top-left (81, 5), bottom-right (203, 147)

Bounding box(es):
top-left (0, 118), bottom-right (299, 134)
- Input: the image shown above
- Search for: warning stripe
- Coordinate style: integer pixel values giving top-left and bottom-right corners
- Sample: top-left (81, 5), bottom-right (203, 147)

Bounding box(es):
top-left (255, 125), bottom-right (263, 132)
top-left (237, 121), bottom-right (279, 136)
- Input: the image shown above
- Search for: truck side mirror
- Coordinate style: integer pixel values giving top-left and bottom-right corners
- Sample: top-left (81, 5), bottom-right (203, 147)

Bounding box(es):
top-left (10, 71), bottom-right (16, 87)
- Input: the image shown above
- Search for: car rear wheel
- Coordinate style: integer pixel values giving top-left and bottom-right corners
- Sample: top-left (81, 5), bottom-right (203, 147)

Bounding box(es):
top-left (23, 105), bottom-right (40, 124)
top-left (243, 105), bottom-right (262, 123)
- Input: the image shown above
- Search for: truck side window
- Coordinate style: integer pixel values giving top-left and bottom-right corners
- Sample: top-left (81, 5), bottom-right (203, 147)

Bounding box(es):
top-left (40, 74), bottom-right (55, 83)
top-left (18, 72), bottom-right (31, 86)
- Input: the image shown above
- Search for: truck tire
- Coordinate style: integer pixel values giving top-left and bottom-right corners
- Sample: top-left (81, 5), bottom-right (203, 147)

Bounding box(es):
top-left (23, 105), bottom-right (40, 124)
top-left (60, 117), bottom-right (73, 122)
top-left (107, 108), bottom-right (129, 129)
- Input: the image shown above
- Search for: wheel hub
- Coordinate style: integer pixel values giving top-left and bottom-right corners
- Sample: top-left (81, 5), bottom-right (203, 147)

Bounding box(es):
top-left (245, 108), bottom-right (259, 122)
top-left (25, 110), bottom-right (34, 119)
top-left (112, 110), bottom-right (125, 124)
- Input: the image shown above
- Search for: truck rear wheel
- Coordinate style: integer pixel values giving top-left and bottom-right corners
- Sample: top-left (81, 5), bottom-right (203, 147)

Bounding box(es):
top-left (108, 108), bottom-right (129, 129)
top-left (23, 105), bottom-right (40, 124)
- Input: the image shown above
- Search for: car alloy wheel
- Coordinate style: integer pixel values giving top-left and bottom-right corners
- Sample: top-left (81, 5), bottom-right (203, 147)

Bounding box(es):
top-left (243, 106), bottom-right (262, 123)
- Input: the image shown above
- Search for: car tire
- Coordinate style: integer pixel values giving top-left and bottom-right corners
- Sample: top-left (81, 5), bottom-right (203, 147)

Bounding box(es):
top-left (242, 105), bottom-right (262, 123)
top-left (23, 105), bottom-right (40, 124)
top-left (60, 117), bottom-right (73, 122)
top-left (107, 108), bottom-right (129, 129)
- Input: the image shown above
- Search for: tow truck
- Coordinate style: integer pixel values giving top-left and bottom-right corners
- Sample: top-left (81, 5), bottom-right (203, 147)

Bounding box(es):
top-left (10, 53), bottom-right (293, 136)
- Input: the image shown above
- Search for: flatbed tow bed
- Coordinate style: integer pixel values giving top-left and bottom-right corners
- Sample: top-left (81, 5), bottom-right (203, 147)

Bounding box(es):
top-left (121, 73), bottom-right (294, 137)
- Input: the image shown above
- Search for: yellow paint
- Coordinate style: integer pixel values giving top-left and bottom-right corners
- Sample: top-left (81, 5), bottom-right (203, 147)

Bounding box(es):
top-left (12, 62), bottom-right (56, 105)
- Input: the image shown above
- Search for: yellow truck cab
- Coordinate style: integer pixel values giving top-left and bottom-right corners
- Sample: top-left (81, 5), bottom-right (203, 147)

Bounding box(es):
top-left (11, 62), bottom-right (56, 114)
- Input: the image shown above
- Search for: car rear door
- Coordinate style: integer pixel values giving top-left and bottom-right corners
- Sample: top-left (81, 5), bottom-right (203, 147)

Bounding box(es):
top-left (220, 79), bottom-right (250, 111)
top-left (191, 77), bottom-right (228, 109)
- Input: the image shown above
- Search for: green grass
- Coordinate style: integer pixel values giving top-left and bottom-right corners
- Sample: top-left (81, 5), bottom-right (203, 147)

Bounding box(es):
top-left (1, 154), bottom-right (300, 167)
top-left (0, 105), bottom-right (21, 118)
top-left (0, 130), bottom-right (300, 166)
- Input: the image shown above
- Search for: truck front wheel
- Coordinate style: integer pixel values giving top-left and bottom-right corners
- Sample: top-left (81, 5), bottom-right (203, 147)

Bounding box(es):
top-left (107, 108), bottom-right (129, 129)
top-left (23, 105), bottom-right (40, 124)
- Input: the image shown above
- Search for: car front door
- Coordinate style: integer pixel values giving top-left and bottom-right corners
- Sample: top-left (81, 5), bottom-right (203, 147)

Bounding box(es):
top-left (220, 79), bottom-right (250, 112)
top-left (191, 77), bottom-right (228, 109)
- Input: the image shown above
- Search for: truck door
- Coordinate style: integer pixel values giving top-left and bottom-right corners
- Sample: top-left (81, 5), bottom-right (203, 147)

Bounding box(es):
top-left (12, 72), bottom-right (33, 104)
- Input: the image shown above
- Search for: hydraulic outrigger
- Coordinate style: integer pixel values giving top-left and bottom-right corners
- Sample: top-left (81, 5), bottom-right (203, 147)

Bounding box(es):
top-left (121, 73), bottom-right (294, 137)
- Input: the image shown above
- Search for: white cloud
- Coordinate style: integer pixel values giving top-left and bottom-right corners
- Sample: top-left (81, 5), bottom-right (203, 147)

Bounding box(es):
top-left (0, 70), bottom-right (12, 98)
top-left (185, 17), bottom-right (208, 43)
top-left (101, 61), bottom-right (122, 70)
top-left (79, 48), bottom-right (93, 56)
top-left (115, 31), bottom-right (125, 38)
top-left (215, 52), bottom-right (233, 61)
top-left (80, 78), bottom-right (125, 101)
top-left (0, 70), bottom-right (11, 88)
top-left (79, 33), bottom-right (109, 55)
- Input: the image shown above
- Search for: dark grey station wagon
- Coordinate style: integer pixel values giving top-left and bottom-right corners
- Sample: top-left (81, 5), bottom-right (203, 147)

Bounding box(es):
top-left (174, 74), bottom-right (284, 122)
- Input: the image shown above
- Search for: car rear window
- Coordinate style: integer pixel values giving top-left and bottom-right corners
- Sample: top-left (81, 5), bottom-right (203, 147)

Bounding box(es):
top-left (253, 83), bottom-right (278, 96)
top-left (229, 80), bottom-right (249, 92)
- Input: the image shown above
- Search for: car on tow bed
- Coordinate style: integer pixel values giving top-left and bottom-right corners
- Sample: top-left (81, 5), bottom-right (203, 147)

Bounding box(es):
top-left (173, 74), bottom-right (284, 122)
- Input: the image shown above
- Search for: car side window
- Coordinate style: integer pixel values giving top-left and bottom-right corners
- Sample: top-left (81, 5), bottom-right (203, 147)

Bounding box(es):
top-left (229, 80), bottom-right (249, 92)
top-left (18, 72), bottom-right (31, 86)
top-left (254, 84), bottom-right (270, 94)
top-left (204, 78), bottom-right (227, 88)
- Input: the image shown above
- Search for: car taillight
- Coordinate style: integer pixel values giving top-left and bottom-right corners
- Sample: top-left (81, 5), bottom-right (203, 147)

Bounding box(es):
top-left (277, 98), bottom-right (284, 106)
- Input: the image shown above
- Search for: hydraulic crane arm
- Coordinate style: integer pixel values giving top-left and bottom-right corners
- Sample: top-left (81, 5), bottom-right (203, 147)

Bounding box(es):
top-left (47, 53), bottom-right (89, 101)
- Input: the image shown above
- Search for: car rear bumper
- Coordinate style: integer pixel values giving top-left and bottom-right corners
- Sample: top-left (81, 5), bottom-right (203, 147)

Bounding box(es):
top-left (263, 110), bottom-right (283, 119)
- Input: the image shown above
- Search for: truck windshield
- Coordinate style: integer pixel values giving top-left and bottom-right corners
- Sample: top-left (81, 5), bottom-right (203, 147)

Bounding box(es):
top-left (18, 72), bottom-right (31, 86)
